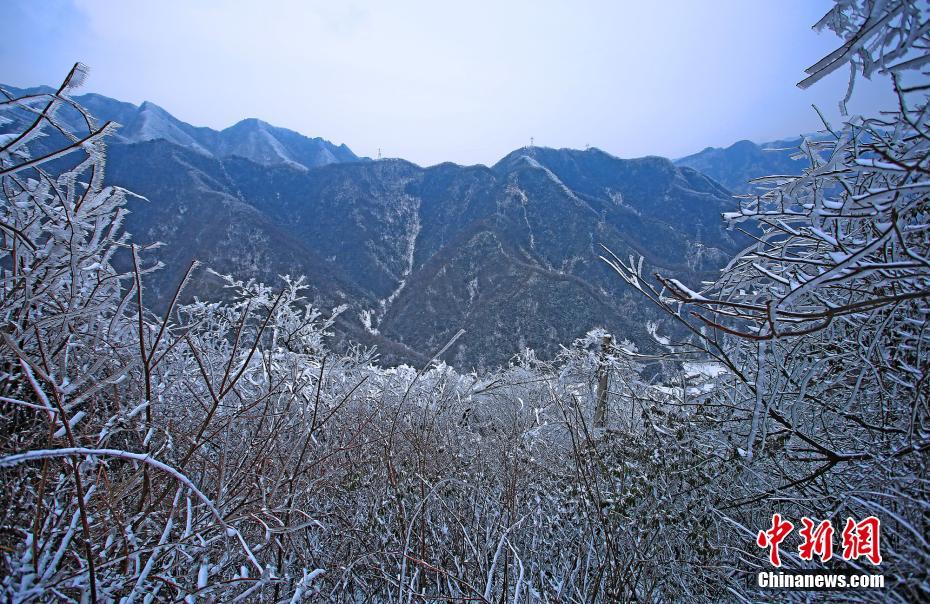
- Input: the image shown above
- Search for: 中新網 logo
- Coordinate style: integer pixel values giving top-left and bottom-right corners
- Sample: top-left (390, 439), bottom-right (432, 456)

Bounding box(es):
top-left (756, 514), bottom-right (881, 567)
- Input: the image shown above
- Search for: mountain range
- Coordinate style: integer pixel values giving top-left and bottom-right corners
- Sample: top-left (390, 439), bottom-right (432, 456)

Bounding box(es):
top-left (5, 84), bottom-right (360, 170)
top-left (1, 84), bottom-right (808, 368)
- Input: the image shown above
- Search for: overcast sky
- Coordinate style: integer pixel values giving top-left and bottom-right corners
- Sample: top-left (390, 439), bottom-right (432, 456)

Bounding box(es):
top-left (1, 0), bottom-right (895, 166)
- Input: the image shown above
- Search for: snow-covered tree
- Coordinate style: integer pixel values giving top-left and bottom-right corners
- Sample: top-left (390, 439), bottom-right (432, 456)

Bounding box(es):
top-left (605, 1), bottom-right (930, 600)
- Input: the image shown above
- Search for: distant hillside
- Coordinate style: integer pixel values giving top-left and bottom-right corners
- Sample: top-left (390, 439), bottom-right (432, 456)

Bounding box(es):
top-left (674, 138), bottom-right (808, 194)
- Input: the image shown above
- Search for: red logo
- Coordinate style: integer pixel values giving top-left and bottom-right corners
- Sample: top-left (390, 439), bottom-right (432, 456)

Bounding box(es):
top-left (798, 517), bottom-right (834, 562)
top-left (841, 516), bottom-right (882, 565)
top-left (756, 515), bottom-right (881, 567)
top-left (756, 513), bottom-right (794, 567)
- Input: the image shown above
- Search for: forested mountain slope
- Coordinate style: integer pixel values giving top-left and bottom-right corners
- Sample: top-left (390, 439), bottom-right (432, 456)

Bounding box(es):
top-left (105, 138), bottom-right (745, 367)
top-left (2, 85), bottom-right (748, 367)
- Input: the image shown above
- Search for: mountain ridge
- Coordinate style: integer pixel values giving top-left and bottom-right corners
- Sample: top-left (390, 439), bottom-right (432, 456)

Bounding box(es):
top-left (0, 83), bottom-right (363, 170)
top-left (674, 137), bottom-right (808, 194)
top-left (1, 84), bottom-right (809, 367)
top-left (94, 134), bottom-right (747, 367)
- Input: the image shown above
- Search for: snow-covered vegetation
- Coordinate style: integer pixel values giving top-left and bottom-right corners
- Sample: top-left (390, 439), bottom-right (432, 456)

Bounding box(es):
top-left (604, 1), bottom-right (930, 600)
top-left (1, 1), bottom-right (927, 601)
top-left (0, 80), bottom-right (716, 601)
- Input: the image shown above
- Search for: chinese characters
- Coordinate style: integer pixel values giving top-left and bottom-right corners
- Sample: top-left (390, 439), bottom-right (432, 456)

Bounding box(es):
top-left (757, 515), bottom-right (881, 567)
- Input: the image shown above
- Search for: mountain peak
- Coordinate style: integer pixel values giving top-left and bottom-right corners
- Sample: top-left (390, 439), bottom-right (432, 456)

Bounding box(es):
top-left (125, 100), bottom-right (210, 153)
top-left (28, 86), bottom-right (361, 170)
top-left (138, 100), bottom-right (171, 115)
top-left (492, 145), bottom-right (671, 179)
top-left (226, 117), bottom-right (272, 131)
top-left (675, 137), bottom-right (805, 194)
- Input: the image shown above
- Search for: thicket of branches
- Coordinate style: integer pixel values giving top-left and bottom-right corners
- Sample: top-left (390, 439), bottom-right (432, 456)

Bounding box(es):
top-left (606, 0), bottom-right (929, 600)
top-left (1, 0), bottom-right (927, 602)
top-left (0, 70), bottom-right (728, 602)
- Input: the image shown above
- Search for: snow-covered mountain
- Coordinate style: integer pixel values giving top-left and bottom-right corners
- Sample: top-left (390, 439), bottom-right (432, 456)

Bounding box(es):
top-left (674, 138), bottom-right (807, 194)
top-left (101, 139), bottom-right (746, 367)
top-left (1, 83), bottom-right (798, 367)
top-left (1, 84), bottom-right (361, 170)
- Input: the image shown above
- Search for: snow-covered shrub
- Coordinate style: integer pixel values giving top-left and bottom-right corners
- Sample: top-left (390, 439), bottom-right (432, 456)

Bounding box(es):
top-left (605, 1), bottom-right (930, 600)
top-left (0, 66), bottom-right (716, 602)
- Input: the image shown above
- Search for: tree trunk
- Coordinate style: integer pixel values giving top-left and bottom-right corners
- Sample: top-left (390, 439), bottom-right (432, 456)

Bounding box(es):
top-left (594, 334), bottom-right (612, 428)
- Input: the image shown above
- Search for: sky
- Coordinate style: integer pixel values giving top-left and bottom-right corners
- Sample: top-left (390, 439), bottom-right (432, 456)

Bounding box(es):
top-left (0, 0), bottom-right (896, 166)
